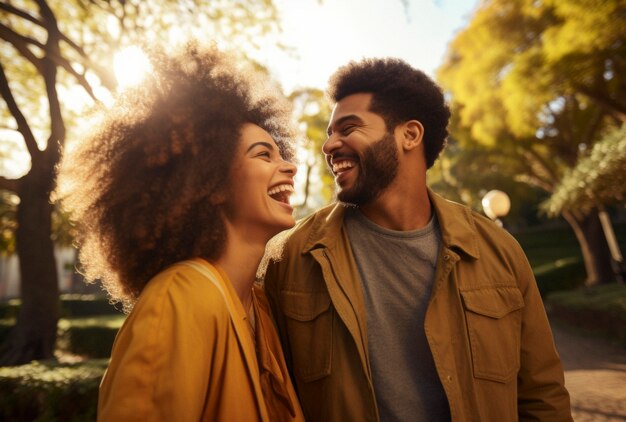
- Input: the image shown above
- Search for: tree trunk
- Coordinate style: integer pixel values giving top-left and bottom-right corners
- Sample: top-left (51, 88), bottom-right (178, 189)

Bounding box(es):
top-left (562, 208), bottom-right (615, 287)
top-left (0, 168), bottom-right (59, 365)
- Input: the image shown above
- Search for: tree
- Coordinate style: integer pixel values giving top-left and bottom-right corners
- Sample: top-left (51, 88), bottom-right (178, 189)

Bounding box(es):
top-left (542, 125), bottom-right (626, 216)
top-left (289, 88), bottom-right (334, 216)
top-left (0, 0), bottom-right (282, 365)
top-left (438, 0), bottom-right (625, 286)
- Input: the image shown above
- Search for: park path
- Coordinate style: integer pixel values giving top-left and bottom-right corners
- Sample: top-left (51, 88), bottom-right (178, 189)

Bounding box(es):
top-left (551, 321), bottom-right (626, 421)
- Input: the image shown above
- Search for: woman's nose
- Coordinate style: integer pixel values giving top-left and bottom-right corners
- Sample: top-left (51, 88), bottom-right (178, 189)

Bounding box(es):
top-left (280, 160), bottom-right (297, 176)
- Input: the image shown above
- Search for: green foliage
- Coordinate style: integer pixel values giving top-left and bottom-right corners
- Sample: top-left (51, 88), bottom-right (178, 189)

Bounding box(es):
top-left (429, 136), bottom-right (549, 228)
top-left (546, 283), bottom-right (626, 347)
top-left (1, 315), bottom-right (124, 358)
top-left (514, 221), bottom-right (626, 295)
top-left (58, 294), bottom-right (123, 317)
top-left (514, 225), bottom-right (587, 296)
top-left (438, 0), bottom-right (625, 197)
top-left (2, 295), bottom-right (125, 358)
top-left (439, 0), bottom-right (625, 144)
top-left (289, 88), bottom-right (334, 215)
top-left (57, 316), bottom-right (125, 358)
top-left (0, 319), bottom-right (12, 344)
top-left (0, 359), bottom-right (108, 421)
top-left (1, 294), bottom-right (122, 319)
top-left (0, 299), bottom-right (19, 319)
top-left (437, 0), bottom-right (625, 285)
top-left (532, 257), bottom-right (585, 297)
top-left (542, 125), bottom-right (626, 216)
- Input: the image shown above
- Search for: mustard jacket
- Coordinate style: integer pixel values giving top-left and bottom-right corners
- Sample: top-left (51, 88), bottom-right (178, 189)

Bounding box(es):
top-left (99, 258), bottom-right (304, 422)
top-left (265, 190), bottom-right (572, 422)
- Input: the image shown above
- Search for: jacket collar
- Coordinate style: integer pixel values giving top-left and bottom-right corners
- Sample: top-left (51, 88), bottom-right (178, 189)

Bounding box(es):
top-left (302, 188), bottom-right (480, 260)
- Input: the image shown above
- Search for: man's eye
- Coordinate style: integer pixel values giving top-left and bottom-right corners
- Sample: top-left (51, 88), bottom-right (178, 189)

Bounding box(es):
top-left (256, 151), bottom-right (271, 158)
top-left (341, 125), bottom-right (355, 134)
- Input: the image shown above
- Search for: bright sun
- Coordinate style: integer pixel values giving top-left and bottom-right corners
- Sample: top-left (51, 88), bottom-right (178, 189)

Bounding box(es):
top-left (113, 46), bottom-right (152, 89)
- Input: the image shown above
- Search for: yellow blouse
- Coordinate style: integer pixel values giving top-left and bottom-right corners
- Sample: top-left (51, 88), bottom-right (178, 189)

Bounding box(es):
top-left (98, 258), bottom-right (304, 422)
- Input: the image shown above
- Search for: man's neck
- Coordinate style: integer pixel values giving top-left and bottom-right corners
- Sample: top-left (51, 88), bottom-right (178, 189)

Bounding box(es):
top-left (359, 177), bottom-right (432, 231)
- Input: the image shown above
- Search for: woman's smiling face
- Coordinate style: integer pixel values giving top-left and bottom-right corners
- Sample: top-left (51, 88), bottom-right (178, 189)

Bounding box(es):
top-left (224, 123), bottom-right (297, 238)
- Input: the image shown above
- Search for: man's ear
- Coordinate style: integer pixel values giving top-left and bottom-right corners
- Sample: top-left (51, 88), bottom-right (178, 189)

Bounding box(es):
top-left (399, 120), bottom-right (424, 151)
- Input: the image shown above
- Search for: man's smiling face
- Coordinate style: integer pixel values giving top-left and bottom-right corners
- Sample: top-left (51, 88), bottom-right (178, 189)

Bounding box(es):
top-left (323, 93), bottom-right (399, 206)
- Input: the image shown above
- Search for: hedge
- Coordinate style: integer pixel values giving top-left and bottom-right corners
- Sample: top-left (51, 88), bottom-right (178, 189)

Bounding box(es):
top-left (57, 316), bottom-right (125, 358)
top-left (0, 295), bottom-right (122, 320)
top-left (546, 282), bottom-right (626, 348)
top-left (0, 360), bottom-right (107, 421)
top-left (1, 315), bottom-right (125, 359)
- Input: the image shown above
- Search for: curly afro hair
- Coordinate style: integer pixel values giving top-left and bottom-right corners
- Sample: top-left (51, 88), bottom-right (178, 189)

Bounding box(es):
top-left (57, 42), bottom-right (295, 311)
top-left (327, 58), bottom-right (450, 169)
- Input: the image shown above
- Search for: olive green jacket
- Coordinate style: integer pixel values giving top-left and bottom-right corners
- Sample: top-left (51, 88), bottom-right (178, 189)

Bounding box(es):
top-left (265, 190), bottom-right (572, 422)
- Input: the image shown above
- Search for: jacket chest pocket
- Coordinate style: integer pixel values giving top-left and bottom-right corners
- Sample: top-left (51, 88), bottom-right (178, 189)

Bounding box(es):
top-left (281, 290), bottom-right (333, 382)
top-left (460, 286), bottom-right (524, 383)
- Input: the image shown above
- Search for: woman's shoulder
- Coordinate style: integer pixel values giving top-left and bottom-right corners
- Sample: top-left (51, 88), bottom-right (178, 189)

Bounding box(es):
top-left (133, 259), bottom-right (230, 320)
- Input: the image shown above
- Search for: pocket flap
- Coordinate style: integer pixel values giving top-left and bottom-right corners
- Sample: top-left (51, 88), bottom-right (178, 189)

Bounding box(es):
top-left (461, 287), bottom-right (524, 318)
top-left (281, 290), bottom-right (331, 321)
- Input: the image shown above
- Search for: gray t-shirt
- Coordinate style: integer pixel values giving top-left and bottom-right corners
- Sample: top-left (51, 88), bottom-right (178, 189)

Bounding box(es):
top-left (344, 208), bottom-right (450, 422)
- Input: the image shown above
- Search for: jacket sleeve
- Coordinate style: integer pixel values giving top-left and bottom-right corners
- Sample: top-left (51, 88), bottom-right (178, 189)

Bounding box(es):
top-left (98, 270), bottom-right (227, 422)
top-left (514, 247), bottom-right (573, 421)
top-left (264, 259), bottom-right (297, 379)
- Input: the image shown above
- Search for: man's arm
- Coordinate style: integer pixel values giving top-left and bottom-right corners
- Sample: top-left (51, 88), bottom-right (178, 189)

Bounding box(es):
top-left (515, 247), bottom-right (573, 421)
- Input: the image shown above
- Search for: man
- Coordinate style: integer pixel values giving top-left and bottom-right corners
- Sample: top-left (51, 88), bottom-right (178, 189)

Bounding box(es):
top-left (264, 58), bottom-right (572, 421)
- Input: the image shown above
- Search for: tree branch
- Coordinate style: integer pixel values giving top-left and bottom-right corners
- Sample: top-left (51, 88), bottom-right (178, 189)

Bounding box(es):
top-left (0, 23), bottom-right (44, 72)
top-left (0, 62), bottom-right (41, 160)
top-left (0, 176), bottom-right (20, 194)
top-left (37, 0), bottom-right (66, 161)
top-left (0, 3), bottom-right (44, 27)
top-left (517, 142), bottom-right (560, 185)
top-left (575, 84), bottom-right (626, 122)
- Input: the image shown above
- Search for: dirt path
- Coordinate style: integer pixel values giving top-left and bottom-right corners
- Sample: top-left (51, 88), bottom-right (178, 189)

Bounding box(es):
top-left (551, 322), bottom-right (626, 421)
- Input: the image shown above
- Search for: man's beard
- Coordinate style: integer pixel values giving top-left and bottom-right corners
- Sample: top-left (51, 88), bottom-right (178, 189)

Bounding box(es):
top-left (337, 132), bottom-right (399, 206)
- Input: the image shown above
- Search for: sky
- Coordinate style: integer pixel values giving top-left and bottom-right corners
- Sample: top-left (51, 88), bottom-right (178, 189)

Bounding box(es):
top-left (261, 0), bottom-right (478, 93)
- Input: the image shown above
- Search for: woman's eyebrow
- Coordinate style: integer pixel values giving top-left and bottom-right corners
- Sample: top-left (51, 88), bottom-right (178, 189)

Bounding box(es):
top-left (246, 141), bottom-right (275, 153)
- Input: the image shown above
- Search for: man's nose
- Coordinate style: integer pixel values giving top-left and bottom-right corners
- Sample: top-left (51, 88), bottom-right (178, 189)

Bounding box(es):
top-left (322, 133), bottom-right (342, 155)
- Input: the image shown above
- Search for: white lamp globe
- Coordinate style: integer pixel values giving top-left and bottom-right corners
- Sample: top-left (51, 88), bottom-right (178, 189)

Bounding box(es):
top-left (482, 190), bottom-right (511, 220)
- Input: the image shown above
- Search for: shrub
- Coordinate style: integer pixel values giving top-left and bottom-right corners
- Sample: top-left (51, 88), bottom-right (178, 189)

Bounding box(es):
top-left (532, 257), bottom-right (586, 297)
top-left (57, 316), bottom-right (125, 358)
top-left (0, 319), bottom-right (13, 345)
top-left (0, 359), bottom-right (108, 421)
top-left (0, 295), bottom-right (122, 321)
top-left (546, 283), bottom-right (626, 348)
top-left (0, 299), bottom-right (20, 319)
top-left (59, 294), bottom-right (123, 318)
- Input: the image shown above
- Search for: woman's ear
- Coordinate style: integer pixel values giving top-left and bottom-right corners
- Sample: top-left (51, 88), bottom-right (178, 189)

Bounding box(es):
top-left (209, 190), bottom-right (227, 205)
top-left (399, 120), bottom-right (424, 151)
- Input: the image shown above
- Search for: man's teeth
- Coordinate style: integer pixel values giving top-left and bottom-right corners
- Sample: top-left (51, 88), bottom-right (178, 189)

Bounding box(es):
top-left (268, 184), bottom-right (295, 196)
top-left (332, 161), bottom-right (355, 173)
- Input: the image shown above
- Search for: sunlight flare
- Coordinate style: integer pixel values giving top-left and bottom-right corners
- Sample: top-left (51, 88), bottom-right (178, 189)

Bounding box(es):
top-left (113, 46), bottom-right (152, 89)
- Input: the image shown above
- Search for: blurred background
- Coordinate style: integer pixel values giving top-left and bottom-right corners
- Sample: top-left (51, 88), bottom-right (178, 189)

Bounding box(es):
top-left (0, 0), bottom-right (624, 420)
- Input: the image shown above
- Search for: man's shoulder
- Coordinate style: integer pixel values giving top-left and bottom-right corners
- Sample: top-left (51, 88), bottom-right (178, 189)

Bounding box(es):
top-left (285, 203), bottom-right (339, 244)
top-left (431, 191), bottom-right (522, 251)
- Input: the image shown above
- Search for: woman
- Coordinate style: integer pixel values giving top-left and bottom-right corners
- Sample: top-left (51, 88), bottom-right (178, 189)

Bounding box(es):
top-left (57, 43), bottom-right (305, 421)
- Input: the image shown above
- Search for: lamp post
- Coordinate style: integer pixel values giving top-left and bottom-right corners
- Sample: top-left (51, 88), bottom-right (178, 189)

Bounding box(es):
top-left (482, 190), bottom-right (511, 228)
